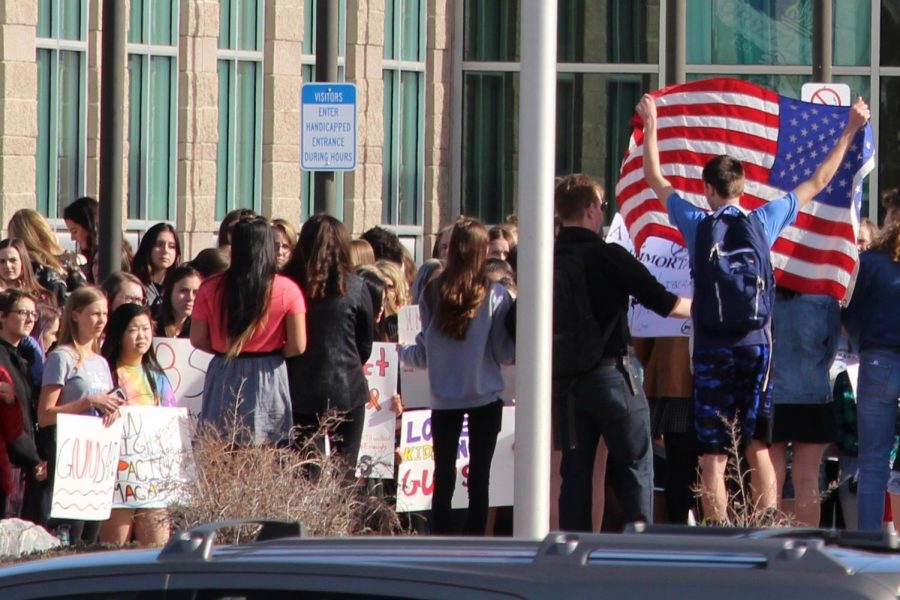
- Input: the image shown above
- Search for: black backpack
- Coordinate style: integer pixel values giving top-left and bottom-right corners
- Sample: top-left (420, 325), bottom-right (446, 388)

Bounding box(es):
top-left (693, 209), bottom-right (774, 334)
top-left (552, 241), bottom-right (617, 378)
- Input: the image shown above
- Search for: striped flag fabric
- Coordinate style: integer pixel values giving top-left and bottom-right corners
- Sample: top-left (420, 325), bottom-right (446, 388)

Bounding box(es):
top-left (614, 78), bottom-right (875, 300)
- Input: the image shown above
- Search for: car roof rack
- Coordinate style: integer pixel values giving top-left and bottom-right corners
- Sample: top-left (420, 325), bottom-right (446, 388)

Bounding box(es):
top-left (536, 528), bottom-right (851, 573)
top-left (158, 519), bottom-right (305, 562)
top-left (625, 523), bottom-right (900, 553)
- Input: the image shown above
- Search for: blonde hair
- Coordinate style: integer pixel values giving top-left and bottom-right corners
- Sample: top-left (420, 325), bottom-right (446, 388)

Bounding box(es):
top-left (350, 239), bottom-right (376, 267)
top-left (57, 286), bottom-right (107, 365)
top-left (7, 209), bottom-right (65, 272)
top-left (271, 218), bottom-right (299, 249)
top-left (375, 259), bottom-right (409, 317)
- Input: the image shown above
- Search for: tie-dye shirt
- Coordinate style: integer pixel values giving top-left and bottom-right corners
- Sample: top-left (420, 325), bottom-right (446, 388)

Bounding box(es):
top-left (115, 364), bottom-right (177, 407)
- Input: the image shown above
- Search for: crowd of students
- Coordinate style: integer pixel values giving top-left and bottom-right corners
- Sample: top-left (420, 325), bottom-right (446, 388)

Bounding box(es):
top-left (0, 123), bottom-right (898, 546)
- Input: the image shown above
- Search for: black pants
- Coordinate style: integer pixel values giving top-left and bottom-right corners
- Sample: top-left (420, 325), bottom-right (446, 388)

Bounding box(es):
top-left (431, 399), bottom-right (503, 535)
top-left (662, 431), bottom-right (698, 524)
top-left (293, 404), bottom-right (366, 472)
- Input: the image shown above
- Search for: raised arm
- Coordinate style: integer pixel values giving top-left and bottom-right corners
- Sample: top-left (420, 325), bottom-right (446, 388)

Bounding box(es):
top-left (793, 97), bottom-right (870, 209)
top-left (636, 94), bottom-right (676, 202)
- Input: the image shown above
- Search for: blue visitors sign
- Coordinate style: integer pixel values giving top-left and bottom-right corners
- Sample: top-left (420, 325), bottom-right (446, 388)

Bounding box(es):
top-left (301, 83), bottom-right (357, 171)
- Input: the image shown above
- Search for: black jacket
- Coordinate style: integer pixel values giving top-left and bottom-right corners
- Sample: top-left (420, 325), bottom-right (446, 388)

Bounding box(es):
top-left (287, 273), bottom-right (375, 415)
top-left (0, 338), bottom-right (41, 468)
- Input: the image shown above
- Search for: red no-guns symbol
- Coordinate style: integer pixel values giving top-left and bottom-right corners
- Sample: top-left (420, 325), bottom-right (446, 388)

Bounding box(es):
top-left (811, 87), bottom-right (842, 106)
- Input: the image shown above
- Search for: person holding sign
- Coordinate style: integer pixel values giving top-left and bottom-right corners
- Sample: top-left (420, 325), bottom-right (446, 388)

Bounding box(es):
top-left (400, 218), bottom-right (515, 535)
top-left (99, 303), bottom-right (176, 546)
top-left (38, 286), bottom-right (123, 545)
top-left (191, 217), bottom-right (307, 446)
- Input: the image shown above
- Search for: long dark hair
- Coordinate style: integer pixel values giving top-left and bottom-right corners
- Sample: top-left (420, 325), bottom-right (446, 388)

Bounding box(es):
top-left (284, 214), bottom-right (352, 300)
top-left (433, 218), bottom-right (489, 340)
top-left (131, 223), bottom-right (182, 285)
top-left (223, 217), bottom-right (276, 357)
top-left (62, 196), bottom-right (99, 255)
top-left (0, 238), bottom-right (50, 300)
top-left (101, 303), bottom-right (164, 399)
top-left (156, 264), bottom-right (201, 333)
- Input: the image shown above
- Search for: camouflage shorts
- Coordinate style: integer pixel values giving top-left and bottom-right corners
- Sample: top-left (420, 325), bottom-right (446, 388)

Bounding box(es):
top-left (693, 344), bottom-right (773, 455)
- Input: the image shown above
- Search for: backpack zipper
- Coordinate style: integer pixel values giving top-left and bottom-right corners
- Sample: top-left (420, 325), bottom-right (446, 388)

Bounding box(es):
top-left (715, 282), bottom-right (724, 323)
top-left (754, 277), bottom-right (763, 320)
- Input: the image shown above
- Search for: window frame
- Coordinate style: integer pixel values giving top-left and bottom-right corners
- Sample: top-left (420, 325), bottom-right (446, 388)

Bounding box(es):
top-left (215, 0), bottom-right (265, 221)
top-left (35, 0), bottom-right (89, 219)
top-left (126, 0), bottom-right (179, 225)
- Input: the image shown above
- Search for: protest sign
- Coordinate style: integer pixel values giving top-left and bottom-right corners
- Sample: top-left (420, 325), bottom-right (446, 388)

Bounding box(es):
top-left (113, 406), bottom-right (194, 509)
top-left (153, 338), bottom-right (213, 417)
top-left (605, 212), bottom-right (636, 255)
top-left (357, 343), bottom-right (399, 479)
top-left (398, 305), bottom-right (421, 345)
top-left (396, 407), bottom-right (515, 512)
top-left (50, 414), bottom-right (123, 520)
top-left (629, 236), bottom-right (693, 337)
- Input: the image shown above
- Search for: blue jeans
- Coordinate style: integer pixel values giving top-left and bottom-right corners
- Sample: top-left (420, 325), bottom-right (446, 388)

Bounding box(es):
top-left (558, 364), bottom-right (653, 529)
top-left (856, 347), bottom-right (900, 530)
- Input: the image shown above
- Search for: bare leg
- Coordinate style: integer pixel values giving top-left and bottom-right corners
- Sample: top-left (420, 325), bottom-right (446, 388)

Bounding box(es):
top-left (133, 509), bottom-right (170, 547)
top-left (699, 453), bottom-right (728, 523)
top-left (99, 508), bottom-right (135, 545)
top-left (745, 440), bottom-right (777, 511)
top-left (769, 442), bottom-right (789, 509)
top-left (789, 443), bottom-right (828, 526)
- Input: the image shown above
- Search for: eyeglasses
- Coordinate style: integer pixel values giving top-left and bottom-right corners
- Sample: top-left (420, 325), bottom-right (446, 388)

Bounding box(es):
top-left (11, 309), bottom-right (39, 320)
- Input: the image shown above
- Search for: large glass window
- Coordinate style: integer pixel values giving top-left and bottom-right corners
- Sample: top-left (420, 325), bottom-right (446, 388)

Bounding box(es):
top-left (216, 0), bottom-right (263, 220)
top-left (460, 0), bottom-right (659, 223)
top-left (880, 77), bottom-right (900, 221)
top-left (557, 0), bottom-right (659, 63)
top-left (687, 0), bottom-right (812, 65)
top-left (36, 0), bottom-right (87, 217)
top-left (382, 0), bottom-right (425, 225)
top-left (300, 0), bottom-right (347, 221)
top-left (128, 0), bottom-right (178, 221)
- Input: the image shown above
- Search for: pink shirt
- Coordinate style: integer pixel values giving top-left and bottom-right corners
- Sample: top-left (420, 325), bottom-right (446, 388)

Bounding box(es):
top-left (193, 273), bottom-right (306, 354)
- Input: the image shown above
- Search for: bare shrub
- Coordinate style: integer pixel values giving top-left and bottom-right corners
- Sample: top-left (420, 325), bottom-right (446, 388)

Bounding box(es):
top-left (169, 398), bottom-right (405, 543)
top-left (693, 416), bottom-right (798, 528)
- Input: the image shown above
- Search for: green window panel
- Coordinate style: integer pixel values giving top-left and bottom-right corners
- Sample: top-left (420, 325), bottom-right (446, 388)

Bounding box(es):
top-left (879, 77), bottom-right (900, 222)
top-left (127, 0), bottom-right (178, 221)
top-left (382, 0), bottom-right (425, 226)
top-left (687, 0), bottom-right (812, 66)
top-left (464, 0), bottom-right (519, 62)
top-left (217, 0), bottom-right (264, 220)
top-left (557, 0), bottom-right (659, 64)
top-left (883, 0), bottom-right (900, 66)
top-left (36, 0), bottom-right (87, 218)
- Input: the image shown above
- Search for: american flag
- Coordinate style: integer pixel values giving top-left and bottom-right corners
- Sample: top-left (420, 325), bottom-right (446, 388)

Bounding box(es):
top-left (615, 78), bottom-right (875, 300)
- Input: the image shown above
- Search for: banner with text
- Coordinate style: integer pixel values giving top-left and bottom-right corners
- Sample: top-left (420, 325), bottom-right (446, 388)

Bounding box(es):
top-left (396, 407), bottom-right (515, 512)
top-left (50, 414), bottom-right (123, 520)
top-left (113, 406), bottom-right (195, 509)
top-left (357, 343), bottom-right (399, 479)
top-left (153, 338), bottom-right (213, 417)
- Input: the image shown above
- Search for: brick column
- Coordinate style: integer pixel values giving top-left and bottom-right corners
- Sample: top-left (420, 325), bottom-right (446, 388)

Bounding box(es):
top-left (424, 0), bottom-right (453, 248)
top-left (0, 1), bottom-right (39, 221)
top-left (344, 0), bottom-right (385, 235)
top-left (261, 0), bottom-right (303, 225)
top-left (177, 0), bottom-right (220, 258)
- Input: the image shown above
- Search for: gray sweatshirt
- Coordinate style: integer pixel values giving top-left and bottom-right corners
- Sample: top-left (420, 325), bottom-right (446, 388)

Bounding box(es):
top-left (400, 282), bottom-right (515, 411)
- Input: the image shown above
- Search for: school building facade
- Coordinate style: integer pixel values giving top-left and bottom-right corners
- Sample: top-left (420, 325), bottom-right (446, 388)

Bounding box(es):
top-left (0, 0), bottom-right (897, 257)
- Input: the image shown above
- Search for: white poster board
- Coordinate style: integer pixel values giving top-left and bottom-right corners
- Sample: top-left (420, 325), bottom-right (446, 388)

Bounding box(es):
top-left (397, 305), bottom-right (421, 345)
top-left (112, 406), bottom-right (194, 509)
top-left (395, 407), bottom-right (515, 512)
top-left (356, 343), bottom-right (399, 479)
top-left (50, 414), bottom-right (123, 520)
top-left (152, 338), bottom-right (213, 417)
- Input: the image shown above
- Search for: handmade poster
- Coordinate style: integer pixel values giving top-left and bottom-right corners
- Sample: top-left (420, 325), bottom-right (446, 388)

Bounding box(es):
top-left (50, 414), bottom-right (123, 520)
top-left (398, 305), bottom-right (421, 345)
top-left (356, 343), bottom-right (400, 479)
top-left (395, 406), bottom-right (515, 512)
top-left (112, 406), bottom-right (195, 509)
top-left (153, 338), bottom-right (213, 417)
top-left (607, 228), bottom-right (693, 338)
